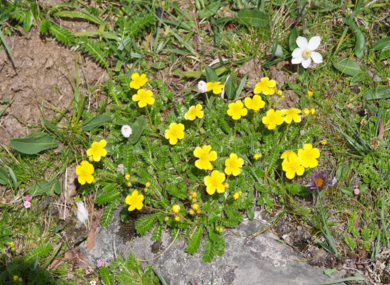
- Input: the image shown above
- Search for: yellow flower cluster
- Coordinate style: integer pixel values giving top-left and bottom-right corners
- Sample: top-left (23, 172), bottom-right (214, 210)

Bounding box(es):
top-left (281, 143), bottom-right (320, 179)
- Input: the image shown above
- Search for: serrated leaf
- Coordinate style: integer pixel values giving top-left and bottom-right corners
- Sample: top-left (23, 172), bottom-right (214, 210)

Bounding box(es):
top-left (23, 243), bottom-right (53, 263)
top-left (135, 213), bottom-right (157, 235)
top-left (363, 87), bottom-right (390, 100)
top-left (11, 132), bottom-right (58, 154)
top-left (101, 201), bottom-right (119, 228)
top-left (152, 224), bottom-right (163, 241)
top-left (49, 24), bottom-right (75, 45)
top-left (95, 190), bottom-right (120, 205)
top-left (332, 58), bottom-right (361, 76)
top-left (236, 9), bottom-right (269, 28)
top-left (99, 266), bottom-right (113, 285)
top-left (82, 115), bottom-right (110, 131)
top-left (79, 37), bottom-right (108, 68)
top-left (202, 236), bottom-right (215, 262)
top-left (186, 227), bottom-right (202, 254)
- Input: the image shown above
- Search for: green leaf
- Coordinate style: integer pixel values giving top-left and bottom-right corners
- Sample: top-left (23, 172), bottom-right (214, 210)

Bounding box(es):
top-left (205, 66), bottom-right (218, 82)
top-left (23, 243), bottom-right (53, 263)
top-left (289, 26), bottom-right (300, 51)
top-left (199, 1), bottom-right (221, 19)
top-left (23, 10), bottom-right (33, 33)
top-left (7, 167), bottom-right (17, 189)
top-left (101, 201), bottom-right (119, 228)
top-left (202, 236), bottom-right (215, 262)
top-left (53, 179), bottom-right (62, 195)
top-left (363, 87), bottom-right (390, 100)
top-left (49, 24), bottom-right (75, 45)
top-left (332, 58), bottom-right (361, 76)
top-left (225, 75), bottom-right (236, 100)
top-left (349, 21), bottom-right (365, 58)
top-left (151, 62), bottom-right (166, 70)
top-left (135, 213), bottom-right (158, 235)
top-left (82, 115), bottom-right (110, 131)
top-left (350, 73), bottom-right (365, 86)
top-left (11, 132), bottom-right (58, 154)
top-left (247, 208), bottom-right (255, 220)
top-left (0, 167), bottom-right (9, 185)
top-left (379, 46), bottom-right (390, 60)
top-left (130, 117), bottom-right (147, 145)
top-left (40, 20), bottom-right (51, 33)
top-left (29, 181), bottom-right (52, 197)
top-left (53, 10), bottom-right (105, 26)
top-left (186, 227), bottom-right (202, 254)
top-left (95, 190), bottom-right (120, 205)
top-left (236, 9), bottom-right (269, 28)
top-left (372, 37), bottom-right (390, 50)
top-left (79, 37), bottom-right (108, 68)
top-left (235, 74), bottom-right (248, 100)
top-left (99, 266), bottom-right (113, 285)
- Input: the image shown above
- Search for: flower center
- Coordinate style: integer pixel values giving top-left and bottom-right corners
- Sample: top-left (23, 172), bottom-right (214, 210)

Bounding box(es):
top-left (302, 49), bottom-right (312, 59)
top-left (170, 130), bottom-right (178, 137)
top-left (315, 178), bottom-right (324, 188)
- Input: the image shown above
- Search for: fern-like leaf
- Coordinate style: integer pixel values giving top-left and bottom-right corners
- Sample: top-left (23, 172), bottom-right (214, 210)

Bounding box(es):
top-left (202, 236), bottom-right (215, 263)
top-left (101, 200), bottom-right (119, 228)
top-left (152, 223), bottom-right (163, 241)
top-left (186, 227), bottom-right (202, 255)
top-left (95, 190), bottom-right (120, 205)
top-left (23, 243), bottom-right (53, 263)
top-left (156, 146), bottom-right (168, 171)
top-left (166, 184), bottom-right (187, 200)
top-left (78, 37), bottom-right (107, 68)
top-left (107, 80), bottom-right (121, 106)
top-left (123, 144), bottom-right (134, 174)
top-left (99, 266), bottom-right (114, 285)
top-left (40, 20), bottom-right (51, 33)
top-left (49, 25), bottom-right (75, 45)
top-left (135, 213), bottom-right (157, 235)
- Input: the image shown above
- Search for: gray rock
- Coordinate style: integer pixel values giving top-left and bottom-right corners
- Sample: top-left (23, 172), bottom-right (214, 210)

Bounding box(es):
top-left (80, 208), bottom-right (345, 285)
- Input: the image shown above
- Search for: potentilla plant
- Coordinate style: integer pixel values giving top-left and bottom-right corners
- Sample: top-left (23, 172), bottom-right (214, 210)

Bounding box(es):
top-left (77, 69), bottom-right (322, 262)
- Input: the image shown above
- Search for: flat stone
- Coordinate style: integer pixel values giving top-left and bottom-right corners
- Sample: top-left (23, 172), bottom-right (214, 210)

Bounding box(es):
top-left (80, 208), bottom-right (345, 285)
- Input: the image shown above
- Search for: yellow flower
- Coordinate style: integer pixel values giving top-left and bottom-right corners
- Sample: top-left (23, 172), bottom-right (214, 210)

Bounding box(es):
top-left (125, 190), bottom-right (144, 211)
top-left (224, 153), bottom-right (244, 176)
top-left (145, 182), bottom-right (151, 188)
top-left (206, 82), bottom-right (224, 94)
top-left (233, 192), bottom-right (240, 200)
top-left (282, 108), bottom-right (302, 124)
top-left (76, 161), bottom-right (95, 185)
top-left (244, 95), bottom-right (265, 111)
top-left (321, 140), bottom-right (327, 145)
top-left (298, 143), bottom-right (320, 168)
top-left (281, 150), bottom-right (295, 161)
top-left (282, 152), bottom-right (305, 179)
top-left (254, 77), bottom-right (276, 95)
top-left (172, 205), bottom-right (181, 213)
top-left (303, 108), bottom-right (311, 115)
top-left (224, 183), bottom-right (229, 189)
top-left (132, 89), bottom-right (155, 108)
top-left (165, 123), bottom-right (185, 145)
top-left (125, 174), bottom-right (131, 181)
top-left (227, 100), bottom-right (248, 120)
top-left (185, 104), bottom-right (204, 120)
top-left (86, 139), bottom-right (107, 162)
top-left (129, 73), bottom-right (148, 89)
top-left (308, 90), bottom-right (313, 96)
top-left (204, 170), bottom-right (226, 195)
top-left (192, 204), bottom-right (200, 210)
top-left (310, 108), bottom-right (316, 115)
top-left (14, 276), bottom-right (19, 281)
top-left (262, 109), bottom-right (284, 130)
top-left (175, 216), bottom-right (181, 222)
top-left (193, 145), bottom-right (217, 170)
top-left (277, 90), bottom-right (283, 96)
top-left (254, 153), bottom-right (262, 160)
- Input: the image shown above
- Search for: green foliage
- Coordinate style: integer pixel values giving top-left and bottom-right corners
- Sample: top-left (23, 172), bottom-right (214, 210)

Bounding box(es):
top-left (344, 236), bottom-right (357, 251)
top-left (99, 254), bottom-right (159, 285)
top-left (49, 24), bottom-right (75, 45)
top-left (78, 37), bottom-right (108, 68)
top-left (135, 214), bottom-right (158, 235)
top-left (23, 243), bottom-right (53, 263)
top-left (102, 201), bottom-right (120, 228)
top-left (186, 227), bottom-right (202, 254)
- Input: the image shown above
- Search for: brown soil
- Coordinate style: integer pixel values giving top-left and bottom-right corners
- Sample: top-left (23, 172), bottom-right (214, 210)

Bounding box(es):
top-left (0, 27), bottom-right (108, 146)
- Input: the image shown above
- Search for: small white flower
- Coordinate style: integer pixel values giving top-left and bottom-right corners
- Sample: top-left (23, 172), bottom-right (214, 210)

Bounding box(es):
top-left (291, 36), bottom-right (323, 68)
top-left (198, 81), bottom-right (207, 93)
top-left (121, 125), bottom-right (132, 138)
top-left (117, 164), bottom-right (124, 174)
top-left (90, 281), bottom-right (97, 285)
top-left (75, 201), bottom-right (89, 225)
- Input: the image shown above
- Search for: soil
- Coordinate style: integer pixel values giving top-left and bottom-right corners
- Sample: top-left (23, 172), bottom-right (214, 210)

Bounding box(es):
top-left (0, 27), bottom-right (108, 146)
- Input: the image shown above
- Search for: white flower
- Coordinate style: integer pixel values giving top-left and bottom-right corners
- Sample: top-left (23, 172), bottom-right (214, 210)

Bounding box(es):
top-left (121, 125), bottom-right (132, 138)
top-left (117, 164), bottom-right (124, 174)
top-left (90, 281), bottom-right (97, 285)
top-left (198, 80), bottom-right (207, 93)
top-left (291, 36), bottom-right (323, 68)
top-left (76, 201), bottom-right (89, 225)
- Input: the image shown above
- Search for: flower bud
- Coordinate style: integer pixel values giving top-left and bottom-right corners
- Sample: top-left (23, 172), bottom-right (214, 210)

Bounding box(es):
top-left (125, 174), bottom-right (131, 181)
top-left (189, 209), bottom-right (195, 215)
top-left (175, 216), bottom-right (181, 222)
top-left (145, 182), bottom-right (151, 188)
top-left (224, 183), bottom-right (229, 189)
top-left (254, 153), bottom-right (261, 160)
top-left (192, 204), bottom-right (200, 211)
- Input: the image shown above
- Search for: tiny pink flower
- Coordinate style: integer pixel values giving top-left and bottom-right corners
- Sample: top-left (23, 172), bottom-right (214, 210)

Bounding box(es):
top-left (90, 281), bottom-right (97, 285)
top-left (354, 188), bottom-right (360, 195)
top-left (97, 260), bottom-right (106, 268)
top-left (25, 196), bottom-right (31, 202)
top-left (24, 201), bottom-right (31, 208)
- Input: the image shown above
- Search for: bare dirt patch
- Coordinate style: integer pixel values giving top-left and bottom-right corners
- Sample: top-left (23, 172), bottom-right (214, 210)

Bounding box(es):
top-left (0, 27), bottom-right (108, 145)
